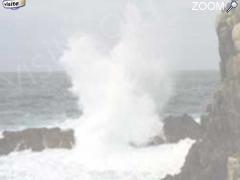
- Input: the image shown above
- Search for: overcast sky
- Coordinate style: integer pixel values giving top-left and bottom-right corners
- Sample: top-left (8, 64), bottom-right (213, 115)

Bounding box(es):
top-left (0, 0), bottom-right (223, 71)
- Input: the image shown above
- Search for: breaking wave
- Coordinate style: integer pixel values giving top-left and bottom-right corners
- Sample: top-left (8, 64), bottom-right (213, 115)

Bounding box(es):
top-left (0, 3), bottom-right (194, 180)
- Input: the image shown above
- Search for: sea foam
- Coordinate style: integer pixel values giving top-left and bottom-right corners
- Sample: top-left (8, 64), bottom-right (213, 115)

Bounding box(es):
top-left (0, 3), bottom-right (194, 180)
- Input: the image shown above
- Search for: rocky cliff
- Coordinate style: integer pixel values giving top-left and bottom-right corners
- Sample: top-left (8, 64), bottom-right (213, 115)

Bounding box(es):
top-left (163, 10), bottom-right (240, 180)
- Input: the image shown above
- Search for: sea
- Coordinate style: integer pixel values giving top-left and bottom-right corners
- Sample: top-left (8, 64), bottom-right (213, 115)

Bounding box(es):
top-left (0, 71), bottom-right (219, 130)
top-left (0, 70), bottom-right (220, 180)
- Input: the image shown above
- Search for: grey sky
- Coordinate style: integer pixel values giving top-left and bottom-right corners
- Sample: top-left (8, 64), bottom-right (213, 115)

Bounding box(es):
top-left (0, 0), bottom-right (223, 71)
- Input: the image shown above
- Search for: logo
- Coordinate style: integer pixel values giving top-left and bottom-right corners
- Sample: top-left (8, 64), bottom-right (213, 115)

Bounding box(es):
top-left (2, 0), bottom-right (25, 10)
top-left (192, 1), bottom-right (225, 11)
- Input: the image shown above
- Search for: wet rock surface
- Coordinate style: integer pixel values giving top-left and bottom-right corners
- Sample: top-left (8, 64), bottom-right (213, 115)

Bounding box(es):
top-left (0, 127), bottom-right (75, 155)
top-left (163, 10), bottom-right (240, 180)
top-left (143, 114), bottom-right (201, 147)
top-left (163, 114), bottom-right (202, 143)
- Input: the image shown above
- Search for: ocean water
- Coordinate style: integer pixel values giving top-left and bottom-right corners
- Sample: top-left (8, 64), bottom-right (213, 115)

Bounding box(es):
top-left (0, 71), bottom-right (219, 129)
top-left (0, 70), bottom-right (219, 180)
top-left (0, 72), bottom-right (80, 130)
top-left (0, 6), bottom-right (220, 177)
top-left (0, 71), bottom-right (219, 130)
top-left (164, 71), bottom-right (219, 117)
top-left (0, 1), bottom-right (221, 179)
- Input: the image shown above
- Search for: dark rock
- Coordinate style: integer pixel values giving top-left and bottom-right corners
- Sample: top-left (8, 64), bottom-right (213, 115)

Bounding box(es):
top-left (162, 10), bottom-right (240, 180)
top-left (147, 136), bottom-right (165, 146)
top-left (130, 136), bottom-right (165, 147)
top-left (163, 114), bottom-right (202, 143)
top-left (0, 127), bottom-right (75, 155)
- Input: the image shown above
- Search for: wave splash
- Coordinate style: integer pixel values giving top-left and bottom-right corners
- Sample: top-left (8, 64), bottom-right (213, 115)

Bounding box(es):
top-left (0, 3), bottom-right (194, 180)
top-left (59, 2), bottom-right (193, 178)
top-left (62, 3), bottom-right (172, 147)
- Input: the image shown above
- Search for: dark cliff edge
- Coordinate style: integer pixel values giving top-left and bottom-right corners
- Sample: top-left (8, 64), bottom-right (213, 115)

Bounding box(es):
top-left (0, 127), bottom-right (75, 155)
top-left (163, 10), bottom-right (240, 180)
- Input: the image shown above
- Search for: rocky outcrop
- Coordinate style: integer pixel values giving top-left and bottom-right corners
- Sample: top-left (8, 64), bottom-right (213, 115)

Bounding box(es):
top-left (0, 127), bottom-right (75, 155)
top-left (163, 10), bottom-right (240, 180)
top-left (142, 114), bottom-right (202, 147)
top-left (163, 114), bottom-right (202, 143)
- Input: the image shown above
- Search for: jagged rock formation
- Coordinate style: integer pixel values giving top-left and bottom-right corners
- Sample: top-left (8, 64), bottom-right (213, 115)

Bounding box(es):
top-left (163, 114), bottom-right (202, 143)
top-left (163, 10), bottom-right (240, 180)
top-left (0, 127), bottom-right (75, 155)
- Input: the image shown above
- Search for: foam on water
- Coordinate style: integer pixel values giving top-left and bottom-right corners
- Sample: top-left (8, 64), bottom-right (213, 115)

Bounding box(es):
top-left (0, 139), bottom-right (193, 180)
top-left (0, 3), bottom-right (194, 180)
top-left (62, 3), bottom-right (172, 146)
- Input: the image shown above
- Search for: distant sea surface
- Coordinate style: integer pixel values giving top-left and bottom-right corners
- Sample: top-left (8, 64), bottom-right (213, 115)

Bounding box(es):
top-left (0, 71), bottom-right (219, 130)
top-left (163, 71), bottom-right (219, 117)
